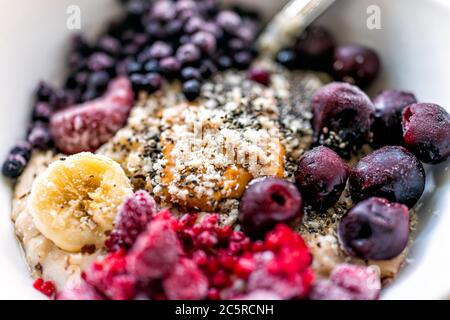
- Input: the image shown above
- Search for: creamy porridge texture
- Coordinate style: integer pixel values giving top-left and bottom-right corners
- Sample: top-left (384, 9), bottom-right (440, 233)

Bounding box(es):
top-left (3, 0), bottom-right (449, 300)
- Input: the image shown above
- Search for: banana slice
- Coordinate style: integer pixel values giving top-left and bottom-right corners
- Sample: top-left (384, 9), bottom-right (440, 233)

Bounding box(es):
top-left (28, 152), bottom-right (133, 252)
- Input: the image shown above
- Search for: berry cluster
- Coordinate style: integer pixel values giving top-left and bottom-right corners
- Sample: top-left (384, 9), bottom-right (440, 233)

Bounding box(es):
top-left (56, 191), bottom-right (314, 300)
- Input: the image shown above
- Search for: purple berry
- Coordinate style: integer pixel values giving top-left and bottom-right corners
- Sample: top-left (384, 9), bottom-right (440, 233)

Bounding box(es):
top-left (87, 53), bottom-right (114, 72)
top-left (159, 57), bottom-right (181, 78)
top-left (311, 264), bottom-right (381, 300)
top-left (28, 122), bottom-right (52, 149)
top-left (148, 41), bottom-right (173, 60)
top-left (97, 36), bottom-right (121, 56)
top-left (233, 51), bottom-right (252, 70)
top-left (216, 55), bottom-right (232, 70)
top-left (372, 90), bottom-right (417, 147)
top-left (143, 60), bottom-right (160, 73)
top-left (247, 67), bottom-right (271, 86)
top-left (182, 79), bottom-right (201, 101)
top-left (144, 73), bottom-right (163, 93)
top-left (402, 103), bottom-right (450, 164)
top-left (181, 67), bottom-right (202, 81)
top-left (311, 82), bottom-right (375, 156)
top-left (176, 43), bottom-right (201, 65)
top-left (105, 190), bottom-right (157, 252)
top-left (10, 141), bottom-right (32, 161)
top-left (151, 0), bottom-right (176, 21)
top-left (349, 146), bottom-right (425, 208)
top-left (295, 146), bottom-right (349, 211)
top-left (294, 25), bottom-right (335, 71)
top-left (191, 31), bottom-right (216, 54)
top-left (198, 59), bottom-right (217, 78)
top-left (2, 153), bottom-right (27, 178)
top-left (184, 16), bottom-right (204, 34)
top-left (239, 177), bottom-right (303, 238)
top-left (216, 10), bottom-right (241, 34)
top-left (338, 197), bottom-right (410, 260)
top-left (32, 102), bottom-right (52, 122)
top-left (333, 44), bottom-right (380, 88)
top-left (87, 71), bottom-right (110, 91)
top-left (126, 60), bottom-right (143, 75)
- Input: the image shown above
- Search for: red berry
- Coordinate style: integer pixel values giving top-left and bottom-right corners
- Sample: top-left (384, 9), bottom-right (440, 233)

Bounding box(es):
top-left (50, 77), bottom-right (134, 154)
top-left (163, 258), bottom-right (208, 300)
top-left (127, 210), bottom-right (182, 280)
top-left (247, 67), bottom-right (271, 86)
top-left (33, 278), bottom-right (56, 298)
top-left (105, 190), bottom-right (157, 252)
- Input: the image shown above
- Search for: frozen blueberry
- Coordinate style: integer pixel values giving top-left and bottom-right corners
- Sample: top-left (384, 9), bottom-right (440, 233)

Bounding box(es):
top-left (87, 53), bottom-right (115, 72)
top-left (97, 36), bottom-right (121, 56)
top-left (191, 31), bottom-right (216, 54)
top-left (216, 10), bottom-right (241, 34)
top-left (372, 90), bottom-right (417, 147)
top-left (182, 79), bottom-right (201, 101)
top-left (295, 146), bottom-right (349, 211)
top-left (233, 51), bottom-right (252, 70)
top-left (28, 122), bottom-right (53, 149)
top-left (126, 60), bottom-right (143, 75)
top-left (181, 67), bottom-right (202, 81)
top-left (349, 146), bottom-right (425, 208)
top-left (239, 177), bottom-right (303, 238)
top-left (144, 73), bottom-right (163, 93)
top-left (333, 44), bottom-right (380, 88)
top-left (294, 25), bottom-right (335, 71)
top-left (148, 41), bottom-right (173, 60)
top-left (2, 153), bottom-right (27, 178)
top-left (151, 0), bottom-right (176, 21)
top-left (402, 103), bottom-right (450, 164)
top-left (87, 71), bottom-right (110, 92)
top-left (143, 59), bottom-right (160, 73)
top-left (338, 197), bottom-right (410, 260)
top-left (216, 55), bottom-right (233, 70)
top-left (159, 57), bottom-right (181, 78)
top-left (9, 141), bottom-right (32, 161)
top-left (275, 49), bottom-right (298, 69)
top-left (176, 43), bottom-right (201, 65)
top-left (198, 59), bottom-right (217, 78)
top-left (32, 102), bottom-right (52, 122)
top-left (311, 82), bottom-right (375, 156)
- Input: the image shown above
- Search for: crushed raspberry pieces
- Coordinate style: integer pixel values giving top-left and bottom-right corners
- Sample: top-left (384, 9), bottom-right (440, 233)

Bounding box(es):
top-left (105, 190), bottom-right (157, 252)
top-left (60, 210), bottom-right (314, 300)
top-left (33, 278), bottom-right (56, 298)
top-left (83, 249), bottom-right (135, 300)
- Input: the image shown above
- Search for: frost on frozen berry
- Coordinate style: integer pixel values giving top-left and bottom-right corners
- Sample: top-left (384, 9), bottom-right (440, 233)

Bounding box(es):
top-left (349, 146), bottom-right (425, 208)
top-left (310, 264), bottom-right (381, 300)
top-left (83, 249), bottom-right (135, 300)
top-left (162, 258), bottom-right (208, 300)
top-left (127, 210), bottom-right (182, 280)
top-left (50, 77), bottom-right (134, 154)
top-left (311, 82), bottom-right (375, 156)
top-left (105, 190), bottom-right (157, 252)
top-left (402, 103), bottom-right (450, 164)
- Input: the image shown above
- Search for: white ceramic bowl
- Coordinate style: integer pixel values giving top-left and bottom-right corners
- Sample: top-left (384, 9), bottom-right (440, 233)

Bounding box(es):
top-left (0, 0), bottom-right (449, 299)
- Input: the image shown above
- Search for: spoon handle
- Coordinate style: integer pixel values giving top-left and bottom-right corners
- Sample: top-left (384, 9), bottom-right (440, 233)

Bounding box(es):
top-left (257, 0), bottom-right (335, 57)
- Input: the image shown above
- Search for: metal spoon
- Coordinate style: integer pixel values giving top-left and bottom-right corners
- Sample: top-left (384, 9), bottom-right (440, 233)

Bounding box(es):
top-left (257, 0), bottom-right (336, 57)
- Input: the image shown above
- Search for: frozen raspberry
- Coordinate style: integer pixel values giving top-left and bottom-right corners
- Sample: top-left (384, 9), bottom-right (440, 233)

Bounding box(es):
top-left (83, 249), bottom-right (135, 300)
top-left (311, 82), bottom-right (375, 156)
top-left (105, 190), bottom-right (157, 252)
top-left (349, 146), bottom-right (425, 208)
top-left (50, 77), bottom-right (134, 154)
top-left (402, 103), bottom-right (450, 164)
top-left (239, 177), bottom-right (304, 238)
top-left (311, 264), bottom-right (381, 300)
top-left (163, 258), bottom-right (208, 300)
top-left (338, 197), bottom-right (410, 260)
top-left (247, 224), bottom-right (313, 299)
top-left (33, 278), bottom-right (56, 298)
top-left (56, 282), bottom-right (104, 300)
top-left (127, 210), bottom-right (182, 280)
top-left (247, 67), bottom-right (271, 86)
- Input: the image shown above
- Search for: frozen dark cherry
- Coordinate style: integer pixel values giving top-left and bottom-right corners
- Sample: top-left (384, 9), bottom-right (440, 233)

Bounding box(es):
top-left (332, 44), bottom-right (380, 88)
top-left (402, 103), bottom-right (450, 164)
top-left (372, 90), bottom-right (417, 147)
top-left (239, 177), bottom-right (303, 238)
top-left (295, 146), bottom-right (349, 211)
top-left (294, 25), bottom-right (335, 71)
top-left (105, 190), bottom-right (157, 252)
top-left (349, 146), bottom-right (425, 208)
top-left (310, 264), bottom-right (381, 300)
top-left (311, 82), bottom-right (375, 156)
top-left (338, 197), bottom-right (410, 260)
